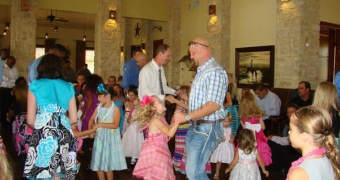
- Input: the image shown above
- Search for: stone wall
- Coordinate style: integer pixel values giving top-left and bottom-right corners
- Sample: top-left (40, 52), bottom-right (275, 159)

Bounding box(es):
top-left (10, 0), bottom-right (37, 79)
top-left (275, 0), bottom-right (320, 88)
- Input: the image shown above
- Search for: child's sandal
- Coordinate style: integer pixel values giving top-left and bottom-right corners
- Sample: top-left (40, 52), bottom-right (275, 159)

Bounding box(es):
top-left (213, 174), bottom-right (219, 180)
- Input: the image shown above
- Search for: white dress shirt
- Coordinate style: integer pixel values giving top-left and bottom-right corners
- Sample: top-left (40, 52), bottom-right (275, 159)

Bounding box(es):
top-left (138, 59), bottom-right (176, 100)
top-left (0, 62), bottom-right (18, 88)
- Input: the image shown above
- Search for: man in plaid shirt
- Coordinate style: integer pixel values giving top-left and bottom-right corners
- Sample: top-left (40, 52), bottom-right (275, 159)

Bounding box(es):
top-left (174, 37), bottom-right (228, 180)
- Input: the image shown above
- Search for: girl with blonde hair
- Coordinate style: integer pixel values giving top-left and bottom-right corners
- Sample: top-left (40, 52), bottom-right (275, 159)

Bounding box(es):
top-left (238, 91), bottom-right (272, 166)
top-left (287, 106), bottom-right (340, 180)
top-left (312, 81), bottom-right (340, 138)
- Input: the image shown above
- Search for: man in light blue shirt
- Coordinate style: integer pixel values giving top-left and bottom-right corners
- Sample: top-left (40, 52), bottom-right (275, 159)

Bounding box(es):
top-left (28, 44), bottom-right (66, 85)
top-left (254, 83), bottom-right (281, 135)
top-left (122, 48), bottom-right (143, 94)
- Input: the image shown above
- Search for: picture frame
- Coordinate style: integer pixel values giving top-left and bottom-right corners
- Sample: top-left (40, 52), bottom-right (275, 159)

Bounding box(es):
top-left (235, 45), bottom-right (275, 89)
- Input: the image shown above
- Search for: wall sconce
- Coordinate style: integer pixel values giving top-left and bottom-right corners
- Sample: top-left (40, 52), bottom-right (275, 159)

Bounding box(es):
top-left (109, 10), bottom-right (116, 20)
top-left (3, 29), bottom-right (7, 36)
top-left (120, 46), bottom-right (124, 53)
top-left (209, 5), bottom-right (216, 16)
top-left (141, 43), bottom-right (146, 50)
top-left (54, 26), bottom-right (58, 33)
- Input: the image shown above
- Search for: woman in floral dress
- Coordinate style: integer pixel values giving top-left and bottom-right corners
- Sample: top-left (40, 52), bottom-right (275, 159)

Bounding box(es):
top-left (24, 54), bottom-right (78, 180)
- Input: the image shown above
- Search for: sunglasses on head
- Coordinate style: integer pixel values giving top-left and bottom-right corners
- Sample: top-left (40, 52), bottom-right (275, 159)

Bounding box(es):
top-left (188, 41), bottom-right (209, 48)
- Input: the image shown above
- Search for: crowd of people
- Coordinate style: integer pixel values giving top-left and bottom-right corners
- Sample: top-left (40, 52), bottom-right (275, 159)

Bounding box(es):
top-left (0, 36), bottom-right (340, 180)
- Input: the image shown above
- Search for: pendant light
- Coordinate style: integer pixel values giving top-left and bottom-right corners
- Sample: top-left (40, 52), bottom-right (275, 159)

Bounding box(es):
top-left (83, 13), bottom-right (86, 41)
top-left (5, 6), bottom-right (9, 30)
top-left (45, 11), bottom-right (48, 39)
top-left (54, 11), bottom-right (58, 33)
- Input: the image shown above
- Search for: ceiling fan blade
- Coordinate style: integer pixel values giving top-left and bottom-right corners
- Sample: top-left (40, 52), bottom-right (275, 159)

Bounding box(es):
top-left (54, 19), bottom-right (69, 22)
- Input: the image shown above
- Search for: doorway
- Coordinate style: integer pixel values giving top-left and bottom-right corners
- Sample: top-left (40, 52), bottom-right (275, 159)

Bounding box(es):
top-left (320, 21), bottom-right (340, 82)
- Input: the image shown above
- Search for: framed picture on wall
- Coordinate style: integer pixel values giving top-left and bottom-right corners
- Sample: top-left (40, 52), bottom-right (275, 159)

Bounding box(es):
top-left (235, 45), bottom-right (275, 89)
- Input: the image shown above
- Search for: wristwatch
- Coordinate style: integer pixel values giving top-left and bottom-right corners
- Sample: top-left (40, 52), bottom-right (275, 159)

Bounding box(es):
top-left (185, 113), bottom-right (191, 123)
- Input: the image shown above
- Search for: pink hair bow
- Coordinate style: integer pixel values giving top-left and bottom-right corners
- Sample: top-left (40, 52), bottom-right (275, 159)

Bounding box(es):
top-left (140, 95), bottom-right (154, 107)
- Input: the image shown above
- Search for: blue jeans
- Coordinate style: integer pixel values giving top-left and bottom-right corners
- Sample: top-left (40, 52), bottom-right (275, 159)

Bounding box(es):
top-left (185, 122), bottom-right (224, 180)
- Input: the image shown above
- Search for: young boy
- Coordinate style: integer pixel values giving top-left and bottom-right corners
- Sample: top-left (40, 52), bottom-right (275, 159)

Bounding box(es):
top-left (267, 103), bottom-right (300, 173)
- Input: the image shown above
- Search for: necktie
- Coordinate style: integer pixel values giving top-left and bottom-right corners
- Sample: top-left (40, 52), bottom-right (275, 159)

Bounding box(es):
top-left (159, 69), bottom-right (164, 95)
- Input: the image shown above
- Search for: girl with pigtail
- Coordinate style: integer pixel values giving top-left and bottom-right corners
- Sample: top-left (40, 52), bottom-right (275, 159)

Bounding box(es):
top-left (132, 95), bottom-right (180, 180)
top-left (287, 106), bottom-right (340, 180)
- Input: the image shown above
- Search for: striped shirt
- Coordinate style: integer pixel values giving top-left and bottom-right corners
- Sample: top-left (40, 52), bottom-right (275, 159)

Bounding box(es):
top-left (189, 57), bottom-right (228, 120)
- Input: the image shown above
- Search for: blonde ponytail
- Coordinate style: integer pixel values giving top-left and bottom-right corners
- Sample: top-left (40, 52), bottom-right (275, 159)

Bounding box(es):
top-left (324, 134), bottom-right (340, 180)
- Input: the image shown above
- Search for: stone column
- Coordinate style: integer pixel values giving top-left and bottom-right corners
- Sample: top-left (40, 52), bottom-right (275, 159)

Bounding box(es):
top-left (276, 0), bottom-right (320, 88)
top-left (10, 0), bottom-right (37, 79)
top-left (163, 0), bottom-right (181, 87)
top-left (207, 0), bottom-right (231, 71)
top-left (95, 0), bottom-right (124, 79)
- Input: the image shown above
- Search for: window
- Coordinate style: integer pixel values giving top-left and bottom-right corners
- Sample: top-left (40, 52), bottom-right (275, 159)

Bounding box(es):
top-left (35, 47), bottom-right (45, 59)
top-left (85, 49), bottom-right (95, 73)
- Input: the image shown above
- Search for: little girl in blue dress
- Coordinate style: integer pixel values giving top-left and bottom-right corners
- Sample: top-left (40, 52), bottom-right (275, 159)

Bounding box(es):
top-left (88, 83), bottom-right (127, 180)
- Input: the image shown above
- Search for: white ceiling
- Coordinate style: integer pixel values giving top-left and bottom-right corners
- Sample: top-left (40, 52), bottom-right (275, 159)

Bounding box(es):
top-left (0, 6), bottom-right (95, 30)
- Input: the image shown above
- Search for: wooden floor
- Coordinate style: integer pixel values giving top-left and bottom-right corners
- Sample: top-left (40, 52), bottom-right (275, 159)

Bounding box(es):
top-left (2, 130), bottom-right (286, 180)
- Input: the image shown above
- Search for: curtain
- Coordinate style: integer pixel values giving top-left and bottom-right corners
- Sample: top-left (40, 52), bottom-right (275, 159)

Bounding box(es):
top-left (44, 39), bottom-right (55, 53)
top-left (76, 41), bottom-right (86, 73)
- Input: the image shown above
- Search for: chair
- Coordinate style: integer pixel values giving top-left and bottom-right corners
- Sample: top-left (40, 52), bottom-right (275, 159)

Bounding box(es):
top-left (268, 88), bottom-right (294, 136)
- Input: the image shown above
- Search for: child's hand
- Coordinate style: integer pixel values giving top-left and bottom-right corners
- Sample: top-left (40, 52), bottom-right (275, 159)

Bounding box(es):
top-left (263, 170), bottom-right (269, 177)
top-left (225, 168), bottom-right (231, 174)
top-left (221, 137), bottom-right (226, 142)
top-left (267, 135), bottom-right (273, 140)
top-left (89, 133), bottom-right (95, 139)
top-left (92, 123), bottom-right (100, 130)
top-left (229, 136), bottom-right (234, 143)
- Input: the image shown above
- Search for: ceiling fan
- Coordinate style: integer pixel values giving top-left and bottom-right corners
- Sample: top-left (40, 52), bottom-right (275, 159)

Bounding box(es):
top-left (38, 11), bottom-right (69, 22)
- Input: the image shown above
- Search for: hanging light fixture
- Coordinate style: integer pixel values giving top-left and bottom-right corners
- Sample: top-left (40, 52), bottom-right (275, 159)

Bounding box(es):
top-left (83, 13), bottom-right (86, 41)
top-left (45, 11), bottom-right (48, 39)
top-left (3, 29), bottom-right (7, 36)
top-left (54, 11), bottom-right (58, 33)
top-left (4, 6), bottom-right (10, 30)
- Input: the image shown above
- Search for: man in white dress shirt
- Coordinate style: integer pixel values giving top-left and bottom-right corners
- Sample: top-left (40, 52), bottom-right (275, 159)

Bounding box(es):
top-left (138, 44), bottom-right (176, 100)
top-left (0, 56), bottom-right (18, 131)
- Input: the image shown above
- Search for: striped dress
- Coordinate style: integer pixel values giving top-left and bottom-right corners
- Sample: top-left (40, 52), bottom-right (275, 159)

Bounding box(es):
top-left (90, 102), bottom-right (127, 171)
top-left (133, 117), bottom-right (175, 180)
top-left (172, 100), bottom-right (189, 170)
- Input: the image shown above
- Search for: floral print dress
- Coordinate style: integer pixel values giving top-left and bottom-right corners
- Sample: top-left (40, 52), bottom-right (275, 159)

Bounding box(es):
top-left (23, 79), bottom-right (77, 180)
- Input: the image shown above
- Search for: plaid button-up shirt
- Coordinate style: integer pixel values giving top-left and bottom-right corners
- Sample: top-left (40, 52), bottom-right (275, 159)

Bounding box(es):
top-left (189, 57), bottom-right (228, 120)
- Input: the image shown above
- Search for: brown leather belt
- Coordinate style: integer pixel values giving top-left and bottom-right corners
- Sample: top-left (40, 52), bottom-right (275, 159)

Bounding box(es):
top-left (193, 119), bottom-right (224, 126)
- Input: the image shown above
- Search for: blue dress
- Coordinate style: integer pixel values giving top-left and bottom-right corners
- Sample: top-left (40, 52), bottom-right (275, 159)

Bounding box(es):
top-left (90, 102), bottom-right (127, 171)
top-left (114, 96), bottom-right (125, 135)
top-left (24, 79), bottom-right (77, 180)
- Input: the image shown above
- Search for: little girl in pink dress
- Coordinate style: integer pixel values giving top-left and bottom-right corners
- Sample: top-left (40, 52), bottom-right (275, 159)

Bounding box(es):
top-left (238, 91), bottom-right (272, 166)
top-left (133, 95), bottom-right (181, 180)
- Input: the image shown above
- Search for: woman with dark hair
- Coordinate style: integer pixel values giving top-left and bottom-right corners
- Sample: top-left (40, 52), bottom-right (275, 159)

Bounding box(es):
top-left (80, 74), bottom-right (104, 170)
top-left (24, 54), bottom-right (78, 179)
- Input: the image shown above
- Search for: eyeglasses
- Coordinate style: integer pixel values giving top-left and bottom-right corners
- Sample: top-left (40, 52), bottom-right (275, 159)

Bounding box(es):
top-left (97, 83), bottom-right (109, 94)
top-left (188, 41), bottom-right (209, 48)
top-left (189, 81), bottom-right (193, 84)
